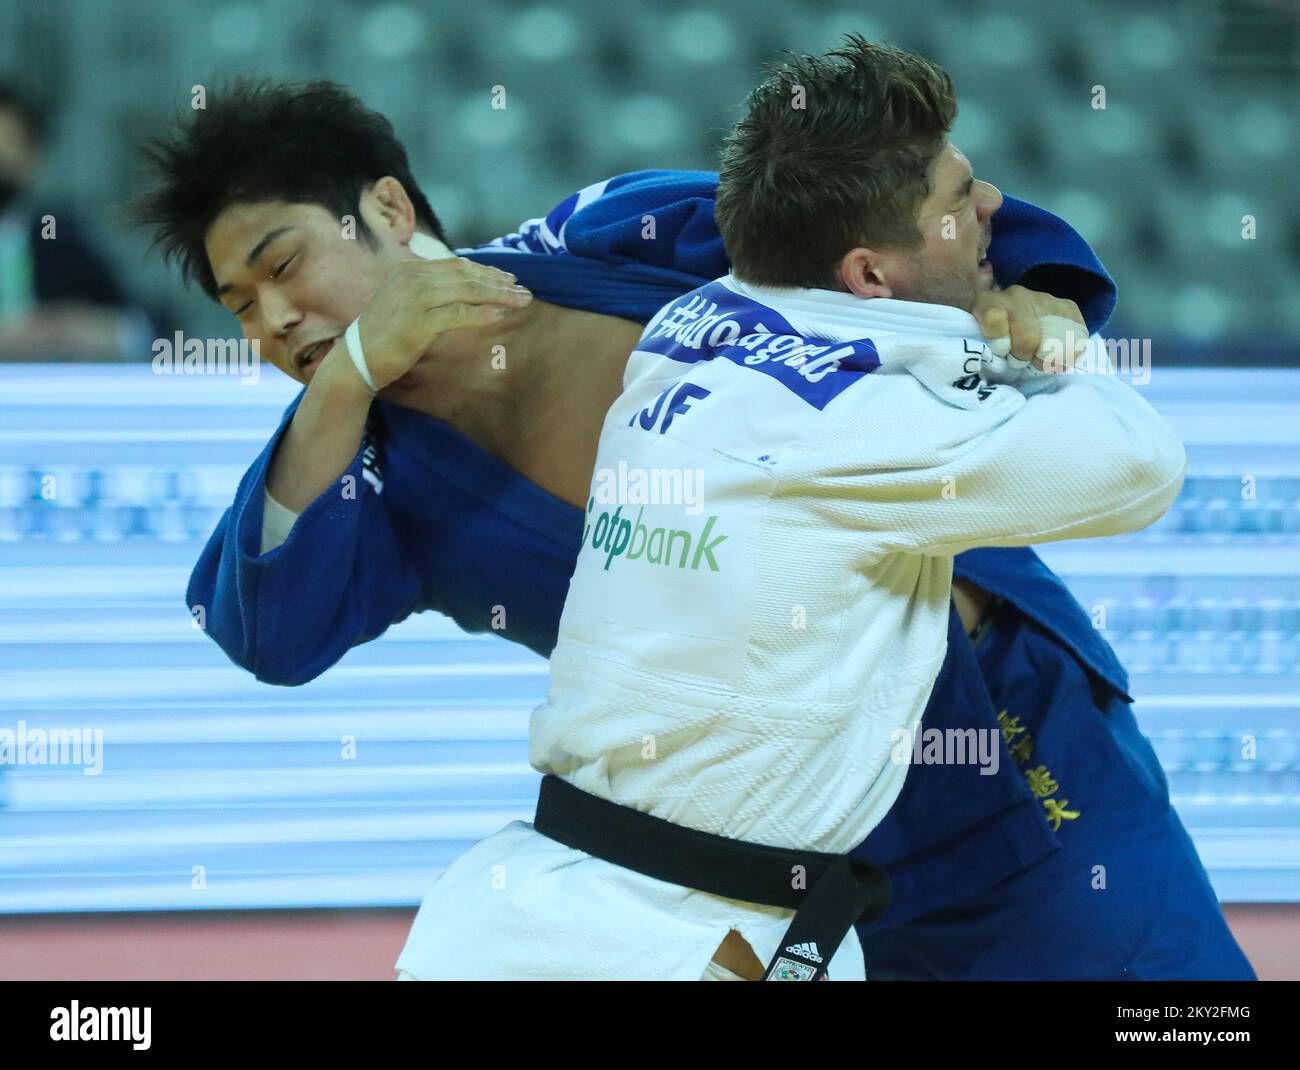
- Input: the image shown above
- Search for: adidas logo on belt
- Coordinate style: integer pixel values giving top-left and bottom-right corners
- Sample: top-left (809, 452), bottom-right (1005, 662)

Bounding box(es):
top-left (785, 942), bottom-right (824, 964)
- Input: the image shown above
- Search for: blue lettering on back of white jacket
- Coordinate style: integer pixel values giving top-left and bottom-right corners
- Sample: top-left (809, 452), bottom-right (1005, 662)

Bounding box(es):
top-left (637, 280), bottom-right (881, 410)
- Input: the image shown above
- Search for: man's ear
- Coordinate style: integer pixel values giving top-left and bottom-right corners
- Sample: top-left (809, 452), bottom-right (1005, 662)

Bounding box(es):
top-left (366, 176), bottom-right (417, 243)
top-left (838, 247), bottom-right (893, 299)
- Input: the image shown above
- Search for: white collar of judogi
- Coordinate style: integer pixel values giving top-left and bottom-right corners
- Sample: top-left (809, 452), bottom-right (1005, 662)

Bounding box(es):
top-left (409, 231), bottom-right (456, 260)
top-left (721, 273), bottom-right (983, 343)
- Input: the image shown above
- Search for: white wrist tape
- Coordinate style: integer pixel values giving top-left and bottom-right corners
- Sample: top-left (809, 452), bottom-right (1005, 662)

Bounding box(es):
top-left (1034, 314), bottom-right (1090, 371)
top-left (343, 319), bottom-right (378, 394)
top-left (339, 232), bottom-right (449, 396)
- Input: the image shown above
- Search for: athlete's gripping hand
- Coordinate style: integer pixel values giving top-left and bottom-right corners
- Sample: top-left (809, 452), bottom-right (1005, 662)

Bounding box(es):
top-left (337, 257), bottom-right (532, 392)
top-left (973, 284), bottom-right (1088, 372)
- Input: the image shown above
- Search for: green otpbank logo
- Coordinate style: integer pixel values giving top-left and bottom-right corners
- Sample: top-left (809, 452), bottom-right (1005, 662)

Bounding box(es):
top-left (583, 501), bottom-right (728, 572)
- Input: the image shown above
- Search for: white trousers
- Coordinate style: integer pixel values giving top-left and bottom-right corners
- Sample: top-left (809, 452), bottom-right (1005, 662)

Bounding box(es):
top-left (397, 960), bottom-right (749, 981)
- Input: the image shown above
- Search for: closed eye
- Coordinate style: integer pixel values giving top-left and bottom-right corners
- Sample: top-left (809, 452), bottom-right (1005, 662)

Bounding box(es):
top-left (231, 255), bottom-right (296, 316)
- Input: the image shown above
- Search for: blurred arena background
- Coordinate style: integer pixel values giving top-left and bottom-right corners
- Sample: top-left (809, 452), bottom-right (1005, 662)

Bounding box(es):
top-left (0, 0), bottom-right (1297, 979)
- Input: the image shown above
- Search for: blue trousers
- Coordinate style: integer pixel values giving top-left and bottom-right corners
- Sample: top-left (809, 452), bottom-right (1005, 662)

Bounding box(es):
top-left (858, 601), bottom-right (1256, 981)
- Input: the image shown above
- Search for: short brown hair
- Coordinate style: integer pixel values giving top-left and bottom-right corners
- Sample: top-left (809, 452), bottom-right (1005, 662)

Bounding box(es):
top-left (716, 34), bottom-right (957, 288)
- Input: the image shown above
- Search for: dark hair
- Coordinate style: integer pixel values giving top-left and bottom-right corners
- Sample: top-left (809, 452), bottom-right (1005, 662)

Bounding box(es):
top-left (0, 81), bottom-right (50, 147)
top-left (129, 78), bottom-right (449, 300)
top-left (715, 34), bottom-right (957, 289)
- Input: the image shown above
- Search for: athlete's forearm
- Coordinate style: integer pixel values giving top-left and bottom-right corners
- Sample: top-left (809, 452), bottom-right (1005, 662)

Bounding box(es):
top-left (265, 346), bottom-right (374, 512)
top-left (188, 395), bottom-right (425, 685)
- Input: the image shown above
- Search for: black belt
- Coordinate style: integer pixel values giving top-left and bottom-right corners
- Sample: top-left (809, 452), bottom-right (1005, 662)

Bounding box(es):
top-left (533, 774), bottom-right (891, 981)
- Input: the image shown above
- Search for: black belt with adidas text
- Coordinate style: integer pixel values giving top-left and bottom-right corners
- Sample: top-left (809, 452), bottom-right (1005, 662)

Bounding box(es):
top-left (532, 774), bottom-right (892, 981)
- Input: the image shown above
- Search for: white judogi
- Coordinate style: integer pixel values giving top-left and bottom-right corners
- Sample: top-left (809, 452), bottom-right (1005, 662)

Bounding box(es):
top-left (396, 277), bottom-right (1185, 981)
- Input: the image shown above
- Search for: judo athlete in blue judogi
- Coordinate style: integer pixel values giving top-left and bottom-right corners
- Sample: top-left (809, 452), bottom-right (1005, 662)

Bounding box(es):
top-left (137, 79), bottom-right (1255, 979)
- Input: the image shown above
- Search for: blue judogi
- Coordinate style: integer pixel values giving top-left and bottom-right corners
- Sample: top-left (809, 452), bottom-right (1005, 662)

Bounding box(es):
top-left (188, 171), bottom-right (1253, 979)
top-left (856, 549), bottom-right (1254, 979)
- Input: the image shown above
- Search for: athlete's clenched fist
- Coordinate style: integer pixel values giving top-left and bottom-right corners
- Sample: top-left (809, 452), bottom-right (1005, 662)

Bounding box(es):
top-left (973, 284), bottom-right (1088, 371)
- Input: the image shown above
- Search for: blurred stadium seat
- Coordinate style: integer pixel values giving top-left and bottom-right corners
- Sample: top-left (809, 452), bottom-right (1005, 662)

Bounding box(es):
top-left (0, 0), bottom-right (1292, 354)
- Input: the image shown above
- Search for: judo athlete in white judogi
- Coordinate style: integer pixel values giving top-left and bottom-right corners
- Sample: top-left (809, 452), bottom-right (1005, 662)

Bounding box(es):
top-left (394, 272), bottom-right (1186, 981)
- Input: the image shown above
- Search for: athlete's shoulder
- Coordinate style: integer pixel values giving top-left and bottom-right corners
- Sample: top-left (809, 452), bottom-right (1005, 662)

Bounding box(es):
top-left (468, 170), bottom-right (723, 271)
